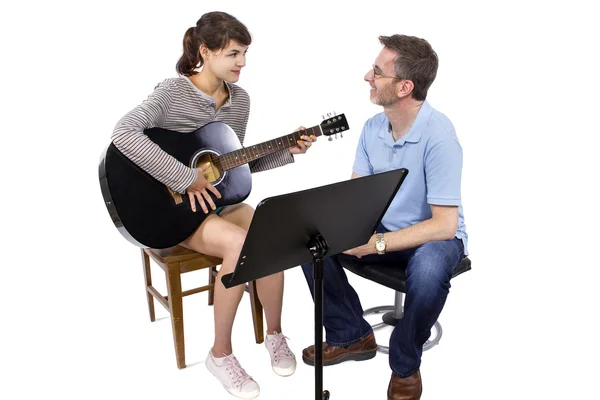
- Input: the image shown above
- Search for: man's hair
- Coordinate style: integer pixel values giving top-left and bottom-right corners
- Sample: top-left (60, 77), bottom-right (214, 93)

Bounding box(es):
top-left (379, 35), bottom-right (438, 101)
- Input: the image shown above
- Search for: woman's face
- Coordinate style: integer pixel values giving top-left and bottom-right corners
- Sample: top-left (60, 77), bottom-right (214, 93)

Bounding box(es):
top-left (203, 40), bottom-right (248, 83)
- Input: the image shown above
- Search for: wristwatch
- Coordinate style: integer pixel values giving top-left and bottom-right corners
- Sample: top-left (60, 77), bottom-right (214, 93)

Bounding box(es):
top-left (375, 233), bottom-right (386, 255)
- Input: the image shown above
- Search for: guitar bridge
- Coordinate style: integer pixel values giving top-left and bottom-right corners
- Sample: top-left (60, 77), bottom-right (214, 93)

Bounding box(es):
top-left (167, 186), bottom-right (183, 205)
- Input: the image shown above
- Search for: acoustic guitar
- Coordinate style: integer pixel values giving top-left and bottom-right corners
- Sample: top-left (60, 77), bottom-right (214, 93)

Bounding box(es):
top-left (99, 114), bottom-right (349, 249)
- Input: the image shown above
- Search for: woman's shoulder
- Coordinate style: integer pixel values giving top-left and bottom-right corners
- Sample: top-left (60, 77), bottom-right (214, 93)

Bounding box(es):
top-left (153, 76), bottom-right (189, 91)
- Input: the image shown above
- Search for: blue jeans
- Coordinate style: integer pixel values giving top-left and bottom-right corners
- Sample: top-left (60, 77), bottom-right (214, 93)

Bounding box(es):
top-left (301, 225), bottom-right (464, 378)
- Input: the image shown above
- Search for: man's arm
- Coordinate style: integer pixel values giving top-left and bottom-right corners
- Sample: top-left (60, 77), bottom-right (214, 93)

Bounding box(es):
top-left (351, 171), bottom-right (456, 247)
top-left (343, 203), bottom-right (458, 258)
top-left (345, 134), bottom-right (462, 257)
top-left (381, 205), bottom-right (458, 252)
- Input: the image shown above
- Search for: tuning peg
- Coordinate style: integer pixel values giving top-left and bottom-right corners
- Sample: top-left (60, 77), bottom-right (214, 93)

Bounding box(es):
top-left (328, 136), bottom-right (333, 141)
top-left (335, 134), bottom-right (338, 139)
top-left (333, 111), bottom-right (337, 116)
top-left (327, 112), bottom-right (331, 118)
top-left (322, 114), bottom-right (325, 120)
top-left (340, 132), bottom-right (344, 138)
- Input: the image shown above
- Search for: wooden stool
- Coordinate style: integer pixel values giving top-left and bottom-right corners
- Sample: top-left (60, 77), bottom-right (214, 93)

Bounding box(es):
top-left (141, 246), bottom-right (264, 369)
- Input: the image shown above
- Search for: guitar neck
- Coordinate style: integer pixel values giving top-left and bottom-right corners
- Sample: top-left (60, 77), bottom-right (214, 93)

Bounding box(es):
top-left (217, 125), bottom-right (323, 171)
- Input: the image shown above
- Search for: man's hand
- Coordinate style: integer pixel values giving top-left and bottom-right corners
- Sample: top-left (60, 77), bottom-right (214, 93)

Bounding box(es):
top-left (343, 234), bottom-right (377, 258)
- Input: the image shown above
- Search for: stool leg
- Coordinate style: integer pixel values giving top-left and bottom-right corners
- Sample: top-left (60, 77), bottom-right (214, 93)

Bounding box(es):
top-left (248, 281), bottom-right (264, 344)
top-left (166, 262), bottom-right (185, 369)
top-left (208, 266), bottom-right (217, 306)
top-left (366, 291), bottom-right (443, 353)
top-left (141, 249), bottom-right (155, 322)
top-left (381, 292), bottom-right (405, 326)
top-left (423, 321), bottom-right (443, 351)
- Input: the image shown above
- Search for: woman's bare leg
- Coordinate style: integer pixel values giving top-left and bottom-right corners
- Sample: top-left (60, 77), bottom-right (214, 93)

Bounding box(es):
top-left (219, 203), bottom-right (284, 335)
top-left (180, 213), bottom-right (247, 356)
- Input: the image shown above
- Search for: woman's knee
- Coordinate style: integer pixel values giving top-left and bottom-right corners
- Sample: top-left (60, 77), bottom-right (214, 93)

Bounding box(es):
top-left (226, 231), bottom-right (245, 254)
top-left (220, 203), bottom-right (255, 231)
top-left (218, 232), bottom-right (246, 269)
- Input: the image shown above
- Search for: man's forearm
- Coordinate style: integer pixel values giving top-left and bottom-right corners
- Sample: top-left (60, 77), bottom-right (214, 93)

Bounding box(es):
top-left (383, 218), bottom-right (456, 252)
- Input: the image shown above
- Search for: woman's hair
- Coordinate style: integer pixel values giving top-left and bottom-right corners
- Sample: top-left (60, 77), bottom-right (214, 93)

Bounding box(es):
top-left (176, 11), bottom-right (252, 76)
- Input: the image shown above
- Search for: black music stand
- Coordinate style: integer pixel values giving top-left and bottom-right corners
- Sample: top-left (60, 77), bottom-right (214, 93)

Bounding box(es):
top-left (222, 168), bottom-right (408, 400)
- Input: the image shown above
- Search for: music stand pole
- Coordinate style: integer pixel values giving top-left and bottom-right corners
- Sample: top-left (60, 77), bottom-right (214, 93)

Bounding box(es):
top-left (308, 234), bottom-right (330, 400)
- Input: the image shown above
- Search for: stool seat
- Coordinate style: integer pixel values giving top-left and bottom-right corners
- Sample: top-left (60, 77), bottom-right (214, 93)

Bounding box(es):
top-left (146, 246), bottom-right (222, 273)
top-left (340, 256), bottom-right (471, 293)
top-left (148, 245), bottom-right (217, 263)
top-left (339, 254), bottom-right (472, 353)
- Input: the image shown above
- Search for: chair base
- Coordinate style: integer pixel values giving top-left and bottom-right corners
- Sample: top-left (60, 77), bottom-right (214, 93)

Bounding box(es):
top-left (363, 291), bottom-right (443, 354)
top-left (142, 248), bottom-right (264, 369)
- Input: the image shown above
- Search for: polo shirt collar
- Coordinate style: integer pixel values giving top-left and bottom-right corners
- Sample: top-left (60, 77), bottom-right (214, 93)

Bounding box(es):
top-left (379, 100), bottom-right (432, 146)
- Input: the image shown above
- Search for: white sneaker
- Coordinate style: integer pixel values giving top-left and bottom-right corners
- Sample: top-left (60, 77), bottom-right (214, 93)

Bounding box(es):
top-left (265, 332), bottom-right (297, 376)
top-left (205, 351), bottom-right (260, 399)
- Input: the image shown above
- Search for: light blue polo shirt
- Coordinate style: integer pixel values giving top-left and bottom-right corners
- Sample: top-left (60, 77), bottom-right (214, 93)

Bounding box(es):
top-left (352, 101), bottom-right (468, 254)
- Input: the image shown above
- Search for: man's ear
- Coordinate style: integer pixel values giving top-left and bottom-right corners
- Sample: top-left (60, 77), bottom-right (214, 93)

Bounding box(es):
top-left (397, 79), bottom-right (415, 99)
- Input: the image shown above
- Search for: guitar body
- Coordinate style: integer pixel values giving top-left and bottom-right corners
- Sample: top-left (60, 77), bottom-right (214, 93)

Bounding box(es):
top-left (99, 122), bottom-right (252, 249)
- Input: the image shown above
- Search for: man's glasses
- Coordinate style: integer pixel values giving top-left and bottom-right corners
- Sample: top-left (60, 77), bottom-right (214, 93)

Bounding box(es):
top-left (370, 65), bottom-right (403, 80)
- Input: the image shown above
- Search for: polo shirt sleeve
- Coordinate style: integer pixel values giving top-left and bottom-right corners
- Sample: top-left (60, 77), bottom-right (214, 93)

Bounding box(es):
top-left (425, 138), bottom-right (463, 206)
top-left (352, 125), bottom-right (374, 176)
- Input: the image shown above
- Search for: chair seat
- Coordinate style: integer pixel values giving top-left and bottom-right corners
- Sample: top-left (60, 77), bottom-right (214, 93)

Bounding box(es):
top-left (147, 245), bottom-right (221, 264)
top-left (145, 246), bottom-right (222, 273)
top-left (340, 255), bottom-right (471, 293)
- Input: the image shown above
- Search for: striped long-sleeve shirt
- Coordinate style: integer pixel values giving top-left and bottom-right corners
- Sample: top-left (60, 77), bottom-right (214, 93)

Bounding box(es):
top-left (112, 76), bottom-right (294, 194)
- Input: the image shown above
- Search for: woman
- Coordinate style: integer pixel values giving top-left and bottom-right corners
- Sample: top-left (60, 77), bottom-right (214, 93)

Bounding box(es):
top-left (112, 11), bottom-right (315, 399)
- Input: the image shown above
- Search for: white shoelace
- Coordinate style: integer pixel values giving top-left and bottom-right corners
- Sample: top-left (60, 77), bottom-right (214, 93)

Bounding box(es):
top-left (221, 354), bottom-right (253, 390)
top-left (269, 332), bottom-right (295, 362)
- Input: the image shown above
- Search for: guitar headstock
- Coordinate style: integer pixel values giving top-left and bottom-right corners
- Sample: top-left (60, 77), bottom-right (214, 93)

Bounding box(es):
top-left (320, 112), bottom-right (349, 141)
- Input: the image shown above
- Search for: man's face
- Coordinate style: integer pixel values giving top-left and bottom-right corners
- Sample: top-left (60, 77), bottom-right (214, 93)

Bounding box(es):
top-left (364, 47), bottom-right (401, 106)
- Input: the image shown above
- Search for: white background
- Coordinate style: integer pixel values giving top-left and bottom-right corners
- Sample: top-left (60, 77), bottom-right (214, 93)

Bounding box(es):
top-left (2, 0), bottom-right (599, 399)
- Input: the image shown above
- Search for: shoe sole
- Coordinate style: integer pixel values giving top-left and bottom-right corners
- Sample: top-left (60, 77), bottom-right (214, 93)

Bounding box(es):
top-left (206, 361), bottom-right (260, 399)
top-left (301, 349), bottom-right (377, 367)
top-left (273, 364), bottom-right (296, 377)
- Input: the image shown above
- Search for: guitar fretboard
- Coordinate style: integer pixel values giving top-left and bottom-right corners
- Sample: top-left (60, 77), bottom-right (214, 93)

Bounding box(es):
top-left (217, 125), bottom-right (322, 171)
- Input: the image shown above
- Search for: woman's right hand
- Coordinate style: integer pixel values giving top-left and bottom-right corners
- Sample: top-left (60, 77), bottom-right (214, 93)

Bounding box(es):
top-left (186, 163), bottom-right (222, 213)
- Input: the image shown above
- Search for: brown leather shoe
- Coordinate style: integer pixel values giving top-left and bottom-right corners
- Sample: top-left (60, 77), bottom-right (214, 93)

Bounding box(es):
top-left (301, 332), bottom-right (378, 366)
top-left (387, 370), bottom-right (422, 400)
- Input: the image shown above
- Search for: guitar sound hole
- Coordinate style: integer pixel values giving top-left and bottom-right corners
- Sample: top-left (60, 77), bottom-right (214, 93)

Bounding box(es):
top-left (195, 153), bottom-right (222, 184)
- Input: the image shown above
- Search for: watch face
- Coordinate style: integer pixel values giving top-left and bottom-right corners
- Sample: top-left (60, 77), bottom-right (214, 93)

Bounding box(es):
top-left (376, 242), bottom-right (385, 251)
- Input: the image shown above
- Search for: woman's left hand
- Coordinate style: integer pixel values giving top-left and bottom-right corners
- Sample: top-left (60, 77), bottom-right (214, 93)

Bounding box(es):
top-left (289, 126), bottom-right (317, 155)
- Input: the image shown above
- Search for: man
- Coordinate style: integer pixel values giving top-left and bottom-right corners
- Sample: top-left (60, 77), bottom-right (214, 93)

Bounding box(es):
top-left (301, 34), bottom-right (468, 400)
